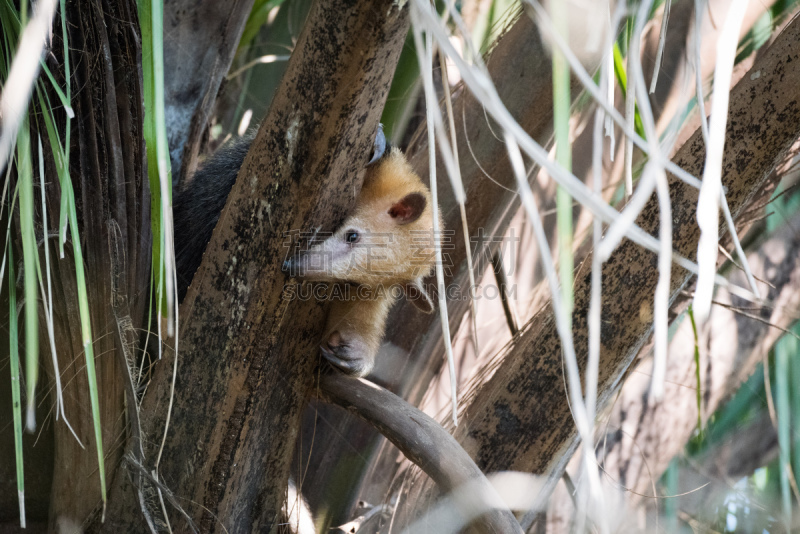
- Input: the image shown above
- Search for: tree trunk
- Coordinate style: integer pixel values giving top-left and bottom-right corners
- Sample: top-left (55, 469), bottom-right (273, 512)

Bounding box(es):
top-left (101, 1), bottom-right (411, 531)
top-left (42, 0), bottom-right (150, 528)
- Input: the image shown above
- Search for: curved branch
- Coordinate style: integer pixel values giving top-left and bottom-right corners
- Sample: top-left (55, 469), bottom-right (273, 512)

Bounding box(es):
top-left (318, 373), bottom-right (524, 534)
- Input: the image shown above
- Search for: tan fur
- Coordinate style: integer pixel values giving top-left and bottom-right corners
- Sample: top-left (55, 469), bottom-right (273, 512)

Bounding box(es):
top-left (289, 147), bottom-right (441, 376)
top-left (321, 292), bottom-right (393, 376)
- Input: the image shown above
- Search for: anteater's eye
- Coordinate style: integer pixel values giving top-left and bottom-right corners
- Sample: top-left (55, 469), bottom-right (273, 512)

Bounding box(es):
top-left (345, 230), bottom-right (360, 244)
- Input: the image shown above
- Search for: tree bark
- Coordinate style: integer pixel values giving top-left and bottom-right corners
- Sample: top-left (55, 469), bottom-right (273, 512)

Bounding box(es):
top-left (163, 0), bottom-right (255, 183)
top-left (42, 0), bottom-right (150, 527)
top-left (102, 1), bottom-right (411, 532)
top-left (646, 0), bottom-right (779, 134)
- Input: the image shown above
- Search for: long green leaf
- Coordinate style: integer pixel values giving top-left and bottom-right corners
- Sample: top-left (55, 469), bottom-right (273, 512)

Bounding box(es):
top-left (35, 89), bottom-right (69, 255)
top-left (16, 119), bottom-right (39, 432)
top-left (8, 243), bottom-right (25, 528)
top-left (138, 0), bottom-right (172, 322)
top-left (37, 61), bottom-right (73, 118)
top-left (1, 10), bottom-right (24, 525)
top-left (39, 86), bottom-right (102, 498)
top-left (612, 42), bottom-right (645, 138)
top-left (238, 0), bottom-right (287, 52)
top-left (688, 304), bottom-right (703, 437)
top-left (792, 324), bottom-right (800, 504)
top-left (58, 0), bottom-right (72, 254)
top-left (34, 95), bottom-right (83, 446)
top-left (38, 85), bottom-right (106, 508)
top-left (776, 331), bottom-right (796, 530)
top-left (551, 0), bottom-right (573, 327)
top-left (381, 31), bottom-right (421, 144)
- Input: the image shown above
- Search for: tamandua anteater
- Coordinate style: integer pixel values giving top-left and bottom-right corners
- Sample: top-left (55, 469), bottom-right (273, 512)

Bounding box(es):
top-left (174, 126), bottom-right (440, 377)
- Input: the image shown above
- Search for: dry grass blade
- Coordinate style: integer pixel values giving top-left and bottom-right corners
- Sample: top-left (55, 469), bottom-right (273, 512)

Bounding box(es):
top-left (0, 0), bottom-right (58, 172)
top-left (411, 15), bottom-right (459, 426)
top-left (694, 0), bottom-right (750, 323)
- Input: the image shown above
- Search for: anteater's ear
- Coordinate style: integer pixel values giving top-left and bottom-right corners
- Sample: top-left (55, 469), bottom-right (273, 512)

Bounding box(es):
top-left (404, 276), bottom-right (434, 313)
top-left (389, 192), bottom-right (426, 225)
top-left (367, 124), bottom-right (388, 166)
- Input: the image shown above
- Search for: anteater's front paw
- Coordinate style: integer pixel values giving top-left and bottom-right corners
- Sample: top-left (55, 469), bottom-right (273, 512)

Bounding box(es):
top-left (320, 331), bottom-right (374, 377)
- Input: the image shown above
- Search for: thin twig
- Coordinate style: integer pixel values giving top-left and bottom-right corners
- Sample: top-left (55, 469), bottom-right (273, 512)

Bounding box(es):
top-left (491, 251), bottom-right (519, 337)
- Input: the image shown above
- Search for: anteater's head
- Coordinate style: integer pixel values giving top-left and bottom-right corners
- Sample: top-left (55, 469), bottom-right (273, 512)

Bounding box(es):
top-left (283, 128), bottom-right (440, 310)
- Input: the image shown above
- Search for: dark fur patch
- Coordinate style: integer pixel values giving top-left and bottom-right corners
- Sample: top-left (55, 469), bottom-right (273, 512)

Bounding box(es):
top-left (174, 133), bottom-right (254, 301)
